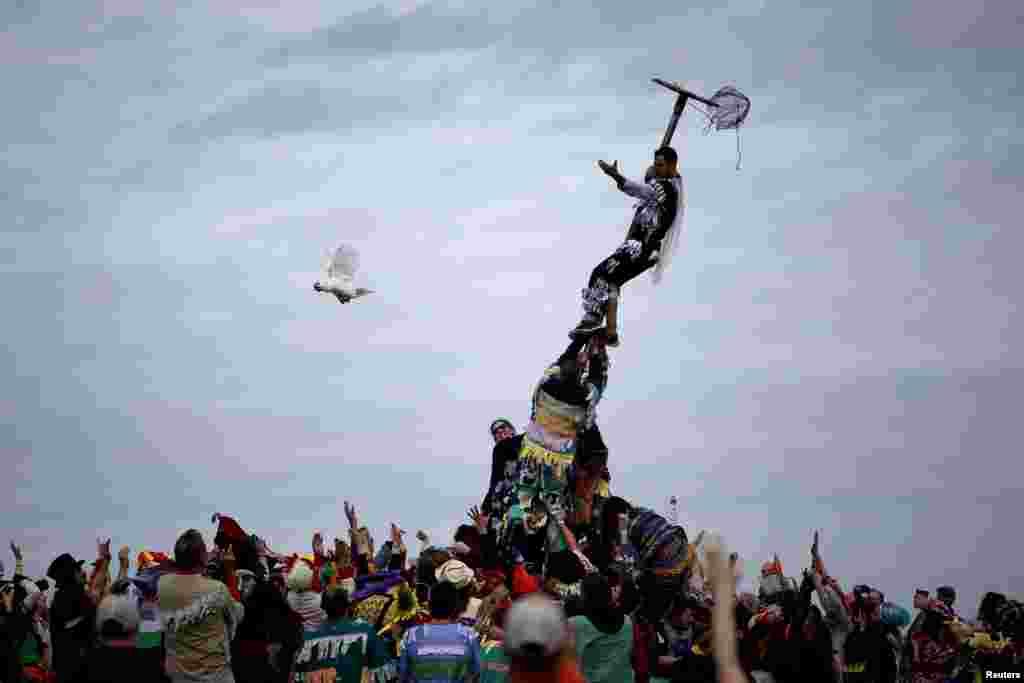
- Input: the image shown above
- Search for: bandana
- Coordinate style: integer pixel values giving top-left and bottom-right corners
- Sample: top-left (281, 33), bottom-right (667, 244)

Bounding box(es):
top-left (628, 507), bottom-right (689, 572)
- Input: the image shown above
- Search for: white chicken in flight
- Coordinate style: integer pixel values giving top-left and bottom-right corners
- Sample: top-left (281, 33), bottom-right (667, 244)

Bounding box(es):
top-left (313, 243), bottom-right (374, 304)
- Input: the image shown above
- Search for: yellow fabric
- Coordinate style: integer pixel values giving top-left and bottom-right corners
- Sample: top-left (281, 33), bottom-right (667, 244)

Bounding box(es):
top-left (518, 439), bottom-right (575, 473)
top-left (533, 389), bottom-right (587, 438)
top-left (968, 632), bottom-right (1007, 651)
top-left (378, 584), bottom-right (425, 636)
top-left (354, 595), bottom-right (391, 626)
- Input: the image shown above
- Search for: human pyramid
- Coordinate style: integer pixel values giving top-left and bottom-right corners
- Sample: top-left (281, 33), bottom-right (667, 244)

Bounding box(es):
top-left (479, 80), bottom-right (752, 597)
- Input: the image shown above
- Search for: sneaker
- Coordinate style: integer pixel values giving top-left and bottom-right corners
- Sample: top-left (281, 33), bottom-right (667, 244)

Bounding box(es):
top-left (605, 332), bottom-right (620, 347)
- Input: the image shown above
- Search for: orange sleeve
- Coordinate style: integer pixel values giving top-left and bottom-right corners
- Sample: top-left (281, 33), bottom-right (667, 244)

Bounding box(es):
top-left (559, 658), bottom-right (587, 683)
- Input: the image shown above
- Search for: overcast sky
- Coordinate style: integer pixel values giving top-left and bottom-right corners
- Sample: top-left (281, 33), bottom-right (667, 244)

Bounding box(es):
top-left (2, 0), bottom-right (1021, 613)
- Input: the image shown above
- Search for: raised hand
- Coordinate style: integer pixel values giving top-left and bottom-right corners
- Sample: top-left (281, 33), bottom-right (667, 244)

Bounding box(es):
top-left (597, 160), bottom-right (620, 177)
top-left (468, 506), bottom-right (490, 533)
top-left (390, 523), bottom-right (405, 547)
top-left (811, 530), bottom-right (820, 559)
top-left (704, 533), bottom-right (738, 596)
top-left (9, 542), bottom-right (22, 561)
top-left (97, 538), bottom-right (112, 560)
top-left (312, 532), bottom-right (324, 557)
top-left (415, 530), bottom-right (428, 544)
top-left (118, 546), bottom-right (130, 564)
top-left (343, 502), bottom-right (357, 527)
top-left (224, 545), bottom-right (236, 564)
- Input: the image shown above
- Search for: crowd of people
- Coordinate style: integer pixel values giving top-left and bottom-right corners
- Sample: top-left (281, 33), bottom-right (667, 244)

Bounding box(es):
top-left (3, 148), bottom-right (1021, 683)
top-left (1, 419), bottom-right (1022, 683)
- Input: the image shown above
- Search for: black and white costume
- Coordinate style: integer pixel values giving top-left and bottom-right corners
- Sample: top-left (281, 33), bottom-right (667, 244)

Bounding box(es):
top-left (576, 173), bottom-right (684, 330)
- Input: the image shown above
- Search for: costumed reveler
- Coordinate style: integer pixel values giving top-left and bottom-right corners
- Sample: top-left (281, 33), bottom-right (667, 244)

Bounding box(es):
top-left (481, 418), bottom-right (523, 523)
top-left (571, 146), bottom-right (685, 345)
top-left (488, 336), bottom-right (611, 581)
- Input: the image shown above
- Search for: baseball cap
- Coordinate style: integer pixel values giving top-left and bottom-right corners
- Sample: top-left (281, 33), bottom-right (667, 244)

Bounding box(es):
top-left (504, 594), bottom-right (567, 658)
top-left (490, 419), bottom-right (514, 437)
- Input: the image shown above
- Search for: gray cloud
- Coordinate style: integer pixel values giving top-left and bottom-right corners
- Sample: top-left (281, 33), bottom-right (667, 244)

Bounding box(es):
top-left (2, 0), bottom-right (1022, 620)
top-left (270, 3), bottom-right (506, 61)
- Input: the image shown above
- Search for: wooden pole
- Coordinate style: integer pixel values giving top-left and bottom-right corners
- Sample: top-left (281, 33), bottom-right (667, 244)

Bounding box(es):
top-left (661, 93), bottom-right (689, 147)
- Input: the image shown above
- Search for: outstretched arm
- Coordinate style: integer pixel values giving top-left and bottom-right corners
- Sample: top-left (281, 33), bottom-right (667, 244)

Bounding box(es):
top-left (117, 546), bottom-right (130, 583)
top-left (705, 534), bottom-right (750, 683)
top-left (89, 538), bottom-right (112, 601)
top-left (813, 571), bottom-right (851, 634)
top-left (598, 160), bottom-right (656, 201)
top-left (619, 177), bottom-right (658, 202)
top-left (10, 541), bottom-right (24, 578)
top-left (345, 502), bottom-right (373, 575)
top-left (388, 524), bottom-right (407, 571)
top-left (811, 530), bottom-right (826, 577)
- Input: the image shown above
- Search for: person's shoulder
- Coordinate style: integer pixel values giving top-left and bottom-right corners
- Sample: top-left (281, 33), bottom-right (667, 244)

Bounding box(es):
top-left (343, 619), bottom-right (379, 637)
top-left (654, 177), bottom-right (680, 194)
top-left (203, 576), bottom-right (231, 593)
top-left (493, 434), bottom-right (523, 458)
top-left (455, 623), bottom-right (480, 643)
top-left (196, 576), bottom-right (236, 604)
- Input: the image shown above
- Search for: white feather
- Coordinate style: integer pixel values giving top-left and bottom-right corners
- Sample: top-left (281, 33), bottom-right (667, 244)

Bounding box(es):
top-left (327, 244), bottom-right (360, 280)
